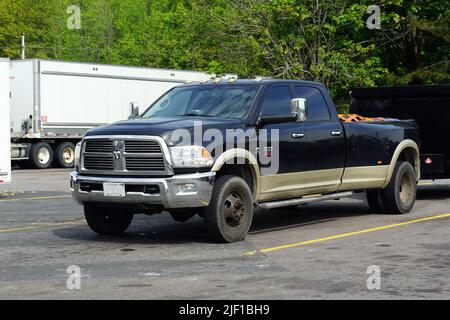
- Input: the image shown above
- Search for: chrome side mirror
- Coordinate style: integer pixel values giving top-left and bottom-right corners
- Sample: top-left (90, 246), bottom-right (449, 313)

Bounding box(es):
top-left (291, 98), bottom-right (307, 122)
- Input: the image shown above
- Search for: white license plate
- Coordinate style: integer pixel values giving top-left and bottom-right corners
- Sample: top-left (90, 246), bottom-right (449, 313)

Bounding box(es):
top-left (103, 183), bottom-right (126, 197)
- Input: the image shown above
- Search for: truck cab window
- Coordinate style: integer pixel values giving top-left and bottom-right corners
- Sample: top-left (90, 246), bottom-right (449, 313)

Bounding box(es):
top-left (294, 86), bottom-right (330, 121)
top-left (260, 86), bottom-right (292, 116)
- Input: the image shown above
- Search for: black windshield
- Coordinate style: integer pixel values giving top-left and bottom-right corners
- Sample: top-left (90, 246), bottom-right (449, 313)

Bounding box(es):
top-left (141, 85), bottom-right (260, 119)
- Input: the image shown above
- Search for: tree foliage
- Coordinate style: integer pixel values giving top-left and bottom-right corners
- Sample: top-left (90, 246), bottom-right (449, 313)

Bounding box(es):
top-left (0, 0), bottom-right (448, 105)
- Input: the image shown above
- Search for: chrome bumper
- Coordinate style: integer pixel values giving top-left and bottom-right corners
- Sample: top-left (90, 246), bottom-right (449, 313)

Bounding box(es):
top-left (70, 171), bottom-right (216, 209)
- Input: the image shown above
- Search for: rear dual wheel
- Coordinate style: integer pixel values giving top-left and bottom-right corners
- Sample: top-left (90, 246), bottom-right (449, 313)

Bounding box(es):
top-left (367, 161), bottom-right (417, 215)
top-left (366, 189), bottom-right (385, 213)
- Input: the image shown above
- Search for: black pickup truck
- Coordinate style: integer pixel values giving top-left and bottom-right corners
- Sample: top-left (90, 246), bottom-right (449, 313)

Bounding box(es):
top-left (350, 85), bottom-right (450, 180)
top-left (71, 79), bottom-right (420, 243)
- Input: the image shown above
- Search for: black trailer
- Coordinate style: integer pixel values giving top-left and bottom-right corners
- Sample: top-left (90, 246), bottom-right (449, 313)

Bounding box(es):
top-left (350, 85), bottom-right (450, 180)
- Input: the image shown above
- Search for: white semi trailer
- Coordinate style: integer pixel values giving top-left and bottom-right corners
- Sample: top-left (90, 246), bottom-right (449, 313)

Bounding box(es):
top-left (0, 58), bottom-right (11, 184)
top-left (9, 59), bottom-right (213, 169)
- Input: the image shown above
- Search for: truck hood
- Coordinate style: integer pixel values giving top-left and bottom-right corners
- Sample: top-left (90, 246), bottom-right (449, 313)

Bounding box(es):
top-left (85, 117), bottom-right (249, 146)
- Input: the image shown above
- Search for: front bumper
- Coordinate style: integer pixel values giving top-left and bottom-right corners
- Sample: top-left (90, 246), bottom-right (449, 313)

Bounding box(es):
top-left (70, 171), bottom-right (216, 209)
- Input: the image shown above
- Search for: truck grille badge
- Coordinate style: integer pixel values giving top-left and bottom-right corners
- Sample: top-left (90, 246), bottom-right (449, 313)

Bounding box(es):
top-left (113, 150), bottom-right (122, 160)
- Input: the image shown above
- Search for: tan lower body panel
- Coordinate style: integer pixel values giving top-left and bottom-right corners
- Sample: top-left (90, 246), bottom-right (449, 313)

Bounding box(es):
top-left (339, 165), bottom-right (389, 191)
top-left (259, 172), bottom-right (306, 202)
top-left (258, 168), bottom-right (343, 202)
top-left (303, 168), bottom-right (344, 195)
top-left (257, 166), bottom-right (389, 202)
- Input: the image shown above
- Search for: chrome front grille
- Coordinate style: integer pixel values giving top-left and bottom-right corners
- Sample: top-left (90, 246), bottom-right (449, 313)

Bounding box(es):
top-left (125, 157), bottom-right (166, 171)
top-left (83, 155), bottom-right (114, 170)
top-left (85, 140), bottom-right (113, 153)
top-left (125, 140), bottom-right (161, 153)
top-left (81, 137), bottom-right (170, 175)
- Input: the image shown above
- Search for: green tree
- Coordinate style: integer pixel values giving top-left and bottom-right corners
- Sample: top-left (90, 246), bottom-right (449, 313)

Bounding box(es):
top-left (0, 0), bottom-right (448, 108)
top-left (202, 0), bottom-right (388, 103)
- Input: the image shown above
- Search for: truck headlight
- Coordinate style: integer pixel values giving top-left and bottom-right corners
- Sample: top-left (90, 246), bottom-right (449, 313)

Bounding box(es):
top-left (169, 146), bottom-right (214, 168)
top-left (74, 141), bottom-right (82, 172)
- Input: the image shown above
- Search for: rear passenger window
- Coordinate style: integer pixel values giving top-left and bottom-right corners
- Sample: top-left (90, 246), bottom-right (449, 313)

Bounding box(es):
top-left (294, 86), bottom-right (330, 121)
top-left (260, 86), bottom-right (292, 116)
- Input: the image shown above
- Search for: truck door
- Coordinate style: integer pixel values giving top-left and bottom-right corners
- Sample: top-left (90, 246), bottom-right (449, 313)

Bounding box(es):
top-left (257, 85), bottom-right (307, 201)
top-left (293, 85), bottom-right (345, 193)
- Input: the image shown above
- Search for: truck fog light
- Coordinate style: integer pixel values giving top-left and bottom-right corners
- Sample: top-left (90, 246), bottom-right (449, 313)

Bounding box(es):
top-left (178, 183), bottom-right (198, 194)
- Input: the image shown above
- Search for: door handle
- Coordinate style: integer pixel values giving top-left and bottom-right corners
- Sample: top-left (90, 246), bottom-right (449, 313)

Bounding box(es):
top-left (292, 133), bottom-right (305, 139)
top-left (331, 130), bottom-right (343, 137)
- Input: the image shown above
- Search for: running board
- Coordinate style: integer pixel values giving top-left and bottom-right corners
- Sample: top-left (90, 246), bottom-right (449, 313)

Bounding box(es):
top-left (258, 191), bottom-right (354, 210)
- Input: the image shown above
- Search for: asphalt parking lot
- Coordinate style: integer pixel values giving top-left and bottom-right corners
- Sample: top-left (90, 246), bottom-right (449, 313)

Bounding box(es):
top-left (0, 169), bottom-right (449, 300)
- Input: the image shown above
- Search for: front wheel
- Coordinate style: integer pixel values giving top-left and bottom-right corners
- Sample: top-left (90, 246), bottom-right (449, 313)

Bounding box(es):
top-left (84, 205), bottom-right (134, 235)
top-left (380, 161), bottom-right (417, 214)
top-left (204, 175), bottom-right (254, 243)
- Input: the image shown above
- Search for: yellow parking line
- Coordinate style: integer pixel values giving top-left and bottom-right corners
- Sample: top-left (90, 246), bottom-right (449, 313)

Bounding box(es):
top-left (245, 213), bottom-right (450, 255)
top-left (0, 219), bottom-right (86, 234)
top-left (0, 195), bottom-right (71, 202)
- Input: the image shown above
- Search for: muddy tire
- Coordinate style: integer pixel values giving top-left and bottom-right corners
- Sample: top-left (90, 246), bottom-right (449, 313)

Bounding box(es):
top-left (380, 161), bottom-right (417, 214)
top-left (366, 190), bottom-right (386, 213)
top-left (204, 175), bottom-right (253, 243)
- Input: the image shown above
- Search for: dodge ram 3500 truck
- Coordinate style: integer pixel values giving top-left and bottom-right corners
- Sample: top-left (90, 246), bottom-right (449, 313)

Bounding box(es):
top-left (71, 79), bottom-right (420, 243)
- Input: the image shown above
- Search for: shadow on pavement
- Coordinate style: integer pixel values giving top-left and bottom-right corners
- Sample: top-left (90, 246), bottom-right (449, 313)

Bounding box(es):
top-left (52, 200), bottom-right (371, 244)
top-left (52, 214), bottom-right (211, 245)
top-left (250, 201), bottom-right (370, 235)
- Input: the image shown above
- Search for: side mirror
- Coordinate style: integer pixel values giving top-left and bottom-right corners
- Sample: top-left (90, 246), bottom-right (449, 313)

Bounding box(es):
top-left (129, 102), bottom-right (140, 120)
top-left (291, 98), bottom-right (307, 122)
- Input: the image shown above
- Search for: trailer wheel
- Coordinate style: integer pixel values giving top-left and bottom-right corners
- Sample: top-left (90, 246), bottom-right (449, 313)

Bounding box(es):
top-left (29, 142), bottom-right (54, 169)
top-left (204, 175), bottom-right (254, 243)
top-left (84, 205), bottom-right (134, 236)
top-left (54, 142), bottom-right (76, 168)
top-left (380, 161), bottom-right (417, 214)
